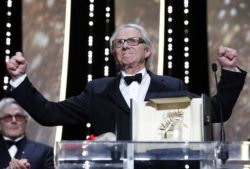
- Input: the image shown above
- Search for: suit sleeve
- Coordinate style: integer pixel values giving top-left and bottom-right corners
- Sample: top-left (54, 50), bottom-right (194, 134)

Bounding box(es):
top-left (11, 77), bottom-right (91, 126)
top-left (211, 68), bottom-right (247, 123)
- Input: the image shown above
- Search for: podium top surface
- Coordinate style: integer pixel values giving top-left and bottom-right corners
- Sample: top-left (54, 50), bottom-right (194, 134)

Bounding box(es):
top-left (55, 141), bottom-right (250, 163)
top-left (55, 141), bottom-right (250, 169)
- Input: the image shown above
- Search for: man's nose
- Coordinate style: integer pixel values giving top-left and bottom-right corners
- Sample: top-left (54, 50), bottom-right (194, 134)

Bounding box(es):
top-left (11, 116), bottom-right (17, 123)
top-left (122, 41), bottom-right (129, 48)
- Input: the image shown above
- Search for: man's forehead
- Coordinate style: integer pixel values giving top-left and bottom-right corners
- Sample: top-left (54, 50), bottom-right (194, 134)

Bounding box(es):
top-left (115, 28), bottom-right (141, 39)
top-left (2, 103), bottom-right (24, 115)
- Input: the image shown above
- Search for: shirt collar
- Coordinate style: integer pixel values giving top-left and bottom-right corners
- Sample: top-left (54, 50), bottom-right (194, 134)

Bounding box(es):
top-left (3, 135), bottom-right (25, 142)
top-left (121, 68), bottom-right (147, 78)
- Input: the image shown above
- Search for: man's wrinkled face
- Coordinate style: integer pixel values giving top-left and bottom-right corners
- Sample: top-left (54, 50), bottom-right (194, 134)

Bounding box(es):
top-left (113, 27), bottom-right (151, 69)
top-left (0, 103), bottom-right (27, 139)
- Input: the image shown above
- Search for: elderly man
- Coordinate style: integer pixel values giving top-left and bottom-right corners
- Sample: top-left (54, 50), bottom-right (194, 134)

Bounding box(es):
top-left (6, 23), bottom-right (246, 140)
top-left (0, 98), bottom-right (54, 169)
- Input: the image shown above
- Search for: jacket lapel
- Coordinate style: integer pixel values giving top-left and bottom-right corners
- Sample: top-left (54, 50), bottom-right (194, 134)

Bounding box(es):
top-left (15, 137), bottom-right (28, 159)
top-left (0, 137), bottom-right (11, 167)
top-left (106, 74), bottom-right (131, 114)
top-left (145, 72), bottom-right (167, 99)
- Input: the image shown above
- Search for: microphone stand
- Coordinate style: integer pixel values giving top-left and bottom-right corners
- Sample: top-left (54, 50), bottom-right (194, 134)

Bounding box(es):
top-left (212, 63), bottom-right (229, 164)
top-left (111, 108), bottom-right (121, 162)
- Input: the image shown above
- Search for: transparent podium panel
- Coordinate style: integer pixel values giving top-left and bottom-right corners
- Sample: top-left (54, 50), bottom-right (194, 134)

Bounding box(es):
top-left (55, 141), bottom-right (250, 169)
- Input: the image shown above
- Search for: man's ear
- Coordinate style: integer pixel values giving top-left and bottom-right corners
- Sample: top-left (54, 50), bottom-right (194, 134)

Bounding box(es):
top-left (145, 47), bottom-right (152, 59)
top-left (112, 52), bottom-right (119, 64)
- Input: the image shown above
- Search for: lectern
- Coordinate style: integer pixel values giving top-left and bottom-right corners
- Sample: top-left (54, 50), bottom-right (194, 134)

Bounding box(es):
top-left (55, 141), bottom-right (250, 169)
top-left (56, 94), bottom-right (249, 168)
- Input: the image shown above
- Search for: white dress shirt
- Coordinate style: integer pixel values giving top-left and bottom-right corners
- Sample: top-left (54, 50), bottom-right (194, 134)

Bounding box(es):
top-left (120, 68), bottom-right (150, 107)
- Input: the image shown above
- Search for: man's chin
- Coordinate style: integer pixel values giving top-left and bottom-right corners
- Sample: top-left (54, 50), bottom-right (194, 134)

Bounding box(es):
top-left (121, 63), bottom-right (137, 71)
top-left (7, 133), bottom-right (22, 139)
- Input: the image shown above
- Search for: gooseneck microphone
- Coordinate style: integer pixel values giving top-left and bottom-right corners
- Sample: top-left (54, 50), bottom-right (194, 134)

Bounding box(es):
top-left (212, 63), bottom-right (226, 142)
top-left (211, 63), bottom-right (229, 164)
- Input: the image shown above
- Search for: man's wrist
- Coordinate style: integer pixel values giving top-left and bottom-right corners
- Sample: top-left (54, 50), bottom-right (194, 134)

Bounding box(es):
top-left (222, 67), bottom-right (241, 73)
top-left (10, 74), bottom-right (27, 88)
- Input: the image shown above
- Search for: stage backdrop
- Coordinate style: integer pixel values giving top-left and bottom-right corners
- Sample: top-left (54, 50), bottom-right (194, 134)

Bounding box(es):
top-left (22, 0), bottom-right (66, 146)
top-left (116, 0), bottom-right (250, 141)
top-left (207, 0), bottom-right (250, 141)
top-left (22, 0), bottom-right (250, 146)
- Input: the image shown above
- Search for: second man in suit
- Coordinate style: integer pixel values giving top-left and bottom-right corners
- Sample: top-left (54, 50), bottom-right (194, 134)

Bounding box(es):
top-left (0, 97), bottom-right (54, 169)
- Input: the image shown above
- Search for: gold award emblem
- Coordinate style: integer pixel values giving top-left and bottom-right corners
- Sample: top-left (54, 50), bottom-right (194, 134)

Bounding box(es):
top-left (158, 110), bottom-right (188, 140)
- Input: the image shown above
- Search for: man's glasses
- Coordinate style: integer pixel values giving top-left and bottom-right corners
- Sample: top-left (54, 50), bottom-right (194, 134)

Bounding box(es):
top-left (112, 37), bottom-right (145, 48)
top-left (0, 114), bottom-right (26, 123)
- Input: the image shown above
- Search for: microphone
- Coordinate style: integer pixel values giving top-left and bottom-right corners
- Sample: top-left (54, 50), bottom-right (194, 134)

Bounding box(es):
top-left (211, 63), bottom-right (229, 164)
top-left (112, 108), bottom-right (121, 162)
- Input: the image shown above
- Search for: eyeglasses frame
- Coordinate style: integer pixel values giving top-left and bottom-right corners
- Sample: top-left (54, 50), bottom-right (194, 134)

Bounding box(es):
top-left (112, 37), bottom-right (145, 48)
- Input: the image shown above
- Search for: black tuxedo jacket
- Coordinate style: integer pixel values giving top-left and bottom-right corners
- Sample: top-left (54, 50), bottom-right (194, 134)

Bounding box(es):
top-left (11, 70), bottom-right (246, 140)
top-left (0, 136), bottom-right (54, 169)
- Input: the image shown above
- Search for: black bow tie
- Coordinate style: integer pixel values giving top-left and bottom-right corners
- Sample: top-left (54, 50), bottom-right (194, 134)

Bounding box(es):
top-left (5, 140), bottom-right (21, 148)
top-left (6, 140), bottom-right (17, 148)
top-left (124, 73), bottom-right (142, 85)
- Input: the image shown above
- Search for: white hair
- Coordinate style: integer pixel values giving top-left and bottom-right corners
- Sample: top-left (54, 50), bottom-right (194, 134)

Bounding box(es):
top-left (110, 23), bottom-right (152, 54)
top-left (0, 97), bottom-right (29, 118)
